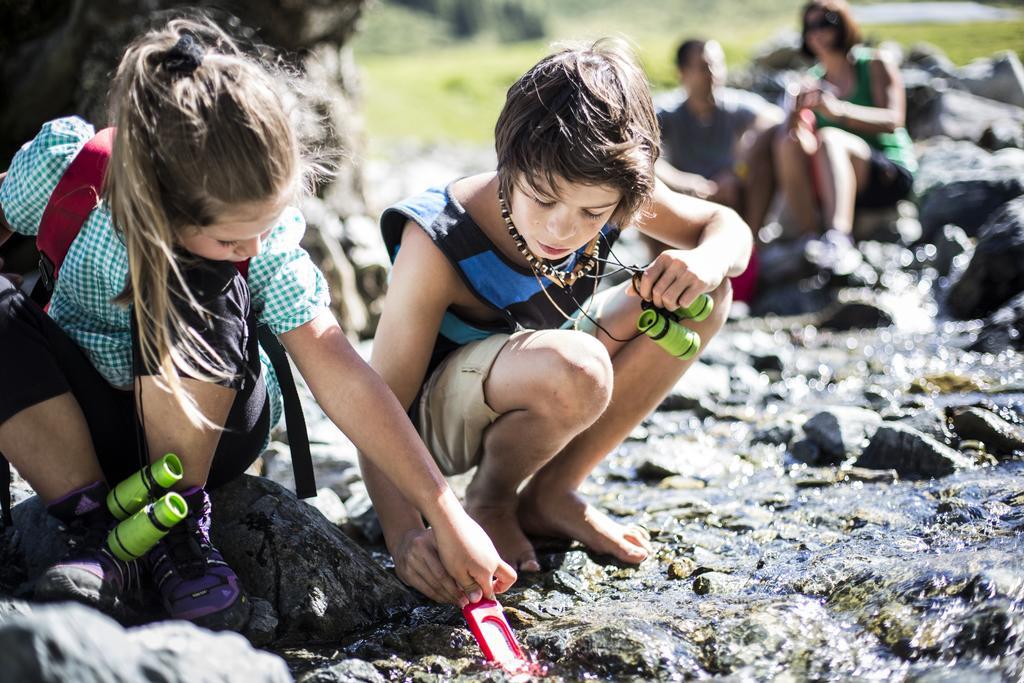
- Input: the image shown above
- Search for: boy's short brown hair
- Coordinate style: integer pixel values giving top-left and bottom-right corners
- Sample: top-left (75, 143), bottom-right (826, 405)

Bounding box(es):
top-left (495, 39), bottom-right (659, 227)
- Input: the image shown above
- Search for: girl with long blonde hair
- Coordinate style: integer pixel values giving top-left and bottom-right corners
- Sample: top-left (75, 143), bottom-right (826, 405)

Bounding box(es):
top-left (0, 17), bottom-right (514, 629)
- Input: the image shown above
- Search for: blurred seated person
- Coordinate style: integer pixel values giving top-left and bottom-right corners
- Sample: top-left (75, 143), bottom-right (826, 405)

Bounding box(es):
top-left (773, 0), bottom-right (916, 241)
top-left (654, 39), bottom-right (782, 302)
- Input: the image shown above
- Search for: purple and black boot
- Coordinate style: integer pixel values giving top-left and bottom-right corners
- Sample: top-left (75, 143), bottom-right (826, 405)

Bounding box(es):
top-left (147, 486), bottom-right (250, 631)
top-left (34, 480), bottom-right (142, 612)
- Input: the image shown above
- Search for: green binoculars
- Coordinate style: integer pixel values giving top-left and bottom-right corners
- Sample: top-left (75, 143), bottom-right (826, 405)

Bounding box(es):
top-left (107, 452), bottom-right (183, 520)
top-left (107, 491), bottom-right (188, 561)
top-left (104, 453), bottom-right (188, 561)
top-left (636, 293), bottom-right (713, 360)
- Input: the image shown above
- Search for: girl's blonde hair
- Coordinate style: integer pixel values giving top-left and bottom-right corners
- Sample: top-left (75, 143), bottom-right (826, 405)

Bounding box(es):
top-left (105, 17), bottom-right (301, 427)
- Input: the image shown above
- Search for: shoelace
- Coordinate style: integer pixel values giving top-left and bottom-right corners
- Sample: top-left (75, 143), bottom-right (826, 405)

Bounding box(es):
top-left (161, 516), bottom-right (213, 579)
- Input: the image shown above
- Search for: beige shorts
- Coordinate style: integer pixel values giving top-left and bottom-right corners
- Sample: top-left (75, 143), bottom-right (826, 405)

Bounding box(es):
top-left (416, 285), bottom-right (622, 476)
top-left (415, 333), bottom-right (512, 476)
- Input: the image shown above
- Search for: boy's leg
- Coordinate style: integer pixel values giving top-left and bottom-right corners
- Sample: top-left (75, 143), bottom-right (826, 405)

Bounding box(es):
top-left (518, 278), bottom-right (732, 562)
top-left (464, 329), bottom-right (614, 570)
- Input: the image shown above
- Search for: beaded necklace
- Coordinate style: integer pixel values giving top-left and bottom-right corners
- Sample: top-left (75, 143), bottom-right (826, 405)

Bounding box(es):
top-left (498, 190), bottom-right (599, 289)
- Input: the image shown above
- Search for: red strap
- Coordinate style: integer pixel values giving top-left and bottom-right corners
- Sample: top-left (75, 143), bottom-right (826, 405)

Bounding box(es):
top-left (36, 126), bottom-right (251, 284)
top-left (37, 127), bottom-right (116, 279)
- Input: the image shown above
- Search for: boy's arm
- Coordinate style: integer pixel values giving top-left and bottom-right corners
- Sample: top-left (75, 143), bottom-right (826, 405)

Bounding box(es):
top-left (282, 231), bottom-right (515, 603)
top-left (632, 179), bottom-right (752, 308)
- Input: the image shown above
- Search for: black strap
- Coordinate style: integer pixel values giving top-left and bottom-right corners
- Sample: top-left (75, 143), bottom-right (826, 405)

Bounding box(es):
top-left (0, 451), bottom-right (12, 528)
top-left (257, 325), bottom-right (316, 499)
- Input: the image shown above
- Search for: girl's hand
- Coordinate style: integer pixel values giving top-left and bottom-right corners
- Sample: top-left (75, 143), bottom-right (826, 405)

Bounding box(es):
top-left (632, 249), bottom-right (725, 311)
top-left (432, 510), bottom-right (517, 604)
top-left (811, 90), bottom-right (845, 120)
top-left (391, 527), bottom-right (467, 605)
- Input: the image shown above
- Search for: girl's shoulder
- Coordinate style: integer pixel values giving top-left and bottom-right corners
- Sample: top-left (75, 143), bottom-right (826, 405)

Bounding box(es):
top-left (1, 117), bottom-right (97, 237)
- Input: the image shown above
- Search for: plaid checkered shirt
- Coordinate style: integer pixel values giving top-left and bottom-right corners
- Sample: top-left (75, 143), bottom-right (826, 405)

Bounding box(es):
top-left (0, 117), bottom-right (331, 433)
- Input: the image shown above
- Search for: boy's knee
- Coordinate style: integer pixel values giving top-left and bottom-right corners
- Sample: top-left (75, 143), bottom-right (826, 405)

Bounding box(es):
top-left (532, 332), bottom-right (613, 422)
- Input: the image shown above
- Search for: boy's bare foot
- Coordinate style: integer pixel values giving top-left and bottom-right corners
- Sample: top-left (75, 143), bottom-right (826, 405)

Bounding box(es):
top-left (463, 499), bottom-right (541, 573)
top-left (518, 484), bottom-right (651, 565)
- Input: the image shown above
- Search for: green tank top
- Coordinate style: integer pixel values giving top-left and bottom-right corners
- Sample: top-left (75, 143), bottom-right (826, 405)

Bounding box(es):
top-left (810, 47), bottom-right (917, 173)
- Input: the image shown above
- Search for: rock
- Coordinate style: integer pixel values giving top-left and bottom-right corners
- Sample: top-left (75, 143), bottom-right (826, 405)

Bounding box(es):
top-left (970, 290), bottom-right (1024, 353)
top-left (298, 659), bottom-right (387, 683)
top-left (306, 487), bottom-right (350, 527)
top-left (915, 141), bottom-right (1024, 241)
top-left (906, 43), bottom-right (956, 78)
top-left (947, 197), bottom-right (1024, 319)
top-left (801, 407), bottom-right (883, 465)
top-left (931, 224), bottom-right (973, 277)
top-left (752, 423), bottom-right (795, 447)
top-left (791, 439), bottom-right (823, 466)
top-left (0, 602), bottom-right (290, 682)
top-left (527, 616), bottom-right (704, 680)
top-left (949, 407), bottom-right (1024, 457)
top-left (908, 86), bottom-right (1024, 148)
top-left (954, 51), bottom-right (1024, 108)
top-left (693, 571), bottom-right (745, 596)
top-left (209, 476), bottom-right (414, 645)
top-left (855, 424), bottom-right (974, 479)
top-left (815, 300), bottom-right (893, 332)
top-left (668, 558), bottom-right (698, 580)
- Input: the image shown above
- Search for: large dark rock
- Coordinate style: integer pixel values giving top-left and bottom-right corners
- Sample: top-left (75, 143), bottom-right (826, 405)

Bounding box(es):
top-left (1, 475), bottom-right (414, 644)
top-left (947, 197), bottom-right (1024, 319)
top-left (0, 602), bottom-right (290, 682)
top-left (801, 407), bottom-right (883, 465)
top-left (915, 141), bottom-right (1024, 240)
top-left (970, 290), bottom-right (1024, 353)
top-left (210, 475), bottom-right (414, 645)
top-left (949, 407), bottom-right (1024, 458)
top-left (855, 424), bottom-right (974, 479)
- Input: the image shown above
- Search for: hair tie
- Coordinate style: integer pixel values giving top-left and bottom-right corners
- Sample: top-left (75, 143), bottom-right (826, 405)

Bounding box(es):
top-left (162, 34), bottom-right (204, 74)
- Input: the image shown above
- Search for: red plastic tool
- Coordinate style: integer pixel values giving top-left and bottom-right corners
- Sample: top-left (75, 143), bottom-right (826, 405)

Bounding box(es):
top-left (462, 598), bottom-right (526, 667)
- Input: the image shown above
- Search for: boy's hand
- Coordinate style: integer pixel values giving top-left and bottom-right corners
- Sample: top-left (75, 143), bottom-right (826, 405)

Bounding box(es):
top-left (633, 249), bottom-right (725, 311)
top-left (433, 510), bottom-right (517, 604)
top-left (392, 527), bottom-right (467, 605)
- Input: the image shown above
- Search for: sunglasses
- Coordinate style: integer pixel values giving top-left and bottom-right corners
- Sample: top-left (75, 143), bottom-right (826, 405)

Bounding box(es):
top-left (805, 11), bottom-right (840, 31)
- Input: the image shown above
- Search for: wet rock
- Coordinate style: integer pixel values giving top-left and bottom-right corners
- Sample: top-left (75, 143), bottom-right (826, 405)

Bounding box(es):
top-left (693, 572), bottom-right (745, 596)
top-left (527, 615), bottom-right (704, 680)
top-left (668, 558), bottom-right (698, 580)
top-left (801, 407), bottom-right (883, 465)
top-left (0, 602), bottom-right (290, 682)
top-left (915, 141), bottom-right (1024, 240)
top-left (752, 423), bottom-right (795, 447)
top-left (856, 424), bottom-right (974, 478)
top-left (790, 439), bottom-right (823, 466)
top-left (892, 409), bottom-right (956, 446)
top-left (931, 224), bottom-right (974, 277)
top-left (948, 196), bottom-right (1024, 319)
top-left (298, 658), bottom-right (386, 683)
top-left (210, 476), bottom-right (414, 645)
top-left (970, 290), bottom-right (1024, 353)
top-left (949, 407), bottom-right (1024, 457)
top-left (661, 361), bottom-right (732, 411)
top-left (816, 300), bottom-right (893, 331)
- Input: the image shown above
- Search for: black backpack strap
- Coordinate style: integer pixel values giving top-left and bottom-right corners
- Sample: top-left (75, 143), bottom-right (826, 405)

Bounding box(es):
top-left (257, 325), bottom-right (316, 499)
top-left (0, 451), bottom-right (12, 528)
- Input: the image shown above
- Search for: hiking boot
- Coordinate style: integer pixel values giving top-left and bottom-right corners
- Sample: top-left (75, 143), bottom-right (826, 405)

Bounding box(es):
top-left (147, 486), bottom-right (250, 631)
top-left (34, 480), bottom-right (143, 612)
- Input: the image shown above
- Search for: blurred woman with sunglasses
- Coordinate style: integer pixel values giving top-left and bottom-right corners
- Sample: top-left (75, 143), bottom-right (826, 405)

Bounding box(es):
top-left (774, 0), bottom-right (916, 239)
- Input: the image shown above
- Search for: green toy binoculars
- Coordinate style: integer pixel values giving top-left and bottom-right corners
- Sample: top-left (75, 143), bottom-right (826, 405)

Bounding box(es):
top-left (104, 453), bottom-right (189, 561)
top-left (636, 293), bottom-right (713, 360)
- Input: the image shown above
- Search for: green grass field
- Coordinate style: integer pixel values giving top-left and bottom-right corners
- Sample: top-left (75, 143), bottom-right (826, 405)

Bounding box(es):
top-left (357, 18), bottom-right (1024, 147)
